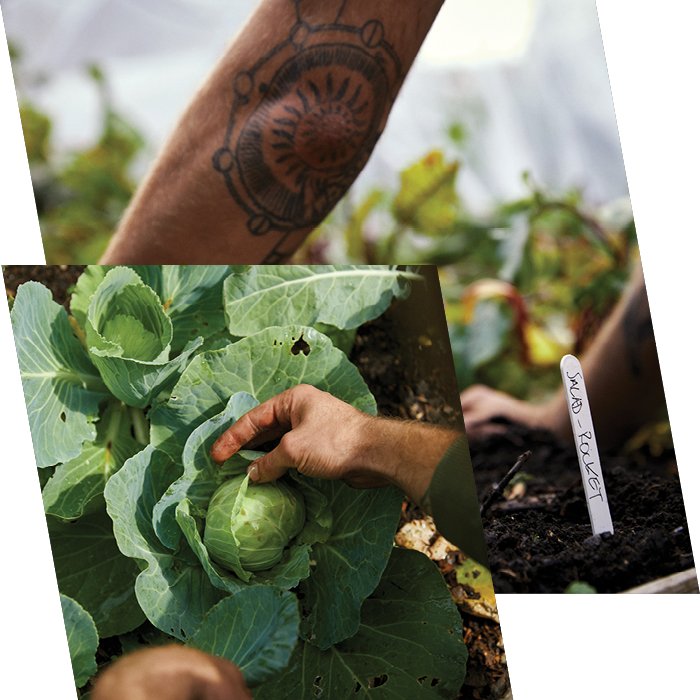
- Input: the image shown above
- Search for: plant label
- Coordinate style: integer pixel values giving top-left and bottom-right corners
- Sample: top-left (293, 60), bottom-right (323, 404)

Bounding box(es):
top-left (560, 354), bottom-right (614, 536)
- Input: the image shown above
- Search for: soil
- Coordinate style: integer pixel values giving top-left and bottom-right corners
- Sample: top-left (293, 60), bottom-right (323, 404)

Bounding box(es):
top-left (471, 422), bottom-right (695, 594)
top-left (4, 265), bottom-right (511, 700)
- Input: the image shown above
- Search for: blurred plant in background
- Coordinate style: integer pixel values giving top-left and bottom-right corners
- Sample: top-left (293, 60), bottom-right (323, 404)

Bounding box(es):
top-left (11, 42), bottom-right (642, 413)
top-left (12, 44), bottom-right (144, 263)
top-left (294, 143), bottom-right (639, 404)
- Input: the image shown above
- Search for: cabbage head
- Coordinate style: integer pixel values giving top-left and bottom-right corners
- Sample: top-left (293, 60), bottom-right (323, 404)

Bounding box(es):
top-left (204, 475), bottom-right (306, 573)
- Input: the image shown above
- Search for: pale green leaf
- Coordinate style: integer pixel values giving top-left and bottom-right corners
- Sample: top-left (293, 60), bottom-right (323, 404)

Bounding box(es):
top-left (299, 482), bottom-right (403, 649)
top-left (105, 446), bottom-right (224, 639)
top-left (188, 588), bottom-right (299, 687)
top-left (60, 594), bottom-right (99, 689)
top-left (223, 266), bottom-right (418, 336)
top-left (43, 401), bottom-right (141, 519)
top-left (10, 281), bottom-right (109, 467)
top-left (85, 267), bottom-right (203, 407)
top-left (150, 326), bottom-right (376, 462)
top-left (256, 548), bottom-right (467, 698)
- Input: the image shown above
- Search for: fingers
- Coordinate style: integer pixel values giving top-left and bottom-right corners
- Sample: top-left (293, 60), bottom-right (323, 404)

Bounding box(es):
top-left (211, 393), bottom-right (293, 463)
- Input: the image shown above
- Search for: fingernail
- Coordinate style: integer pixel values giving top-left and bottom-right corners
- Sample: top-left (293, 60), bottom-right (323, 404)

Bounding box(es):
top-left (247, 463), bottom-right (259, 482)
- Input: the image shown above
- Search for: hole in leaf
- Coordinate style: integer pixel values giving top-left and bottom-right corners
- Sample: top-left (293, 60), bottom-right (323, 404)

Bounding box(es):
top-left (354, 682), bottom-right (361, 693)
top-left (418, 676), bottom-right (428, 685)
top-left (59, 411), bottom-right (66, 422)
top-left (312, 676), bottom-right (323, 698)
top-left (368, 675), bottom-right (388, 688)
top-left (430, 678), bottom-right (440, 687)
top-left (291, 335), bottom-right (311, 356)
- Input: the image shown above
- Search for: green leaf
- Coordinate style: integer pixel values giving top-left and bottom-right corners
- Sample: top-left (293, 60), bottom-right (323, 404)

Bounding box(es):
top-left (151, 392), bottom-right (319, 594)
top-left (565, 581), bottom-right (597, 594)
top-left (152, 392), bottom-right (259, 551)
top-left (70, 265), bottom-right (107, 329)
top-left (150, 326), bottom-right (377, 462)
top-left (72, 266), bottom-right (230, 353)
top-left (85, 267), bottom-right (203, 407)
top-left (43, 402), bottom-right (141, 519)
top-left (105, 446), bottom-right (225, 639)
top-left (153, 394), bottom-right (327, 594)
top-left (10, 281), bottom-right (109, 467)
top-left (60, 594), bottom-right (99, 689)
top-left (158, 265), bottom-right (231, 354)
top-left (223, 267), bottom-right (418, 336)
top-left (299, 483), bottom-right (403, 650)
top-left (392, 151), bottom-right (460, 235)
top-left (256, 548), bottom-right (467, 699)
top-left (49, 507), bottom-right (145, 638)
top-left (188, 588), bottom-right (300, 687)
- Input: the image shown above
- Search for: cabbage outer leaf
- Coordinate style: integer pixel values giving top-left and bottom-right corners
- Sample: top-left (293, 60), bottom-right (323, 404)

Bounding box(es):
top-left (223, 265), bottom-right (418, 336)
top-left (10, 281), bottom-right (109, 467)
top-left (105, 446), bottom-right (225, 639)
top-left (256, 548), bottom-right (468, 699)
top-left (149, 326), bottom-right (376, 462)
top-left (48, 507), bottom-right (145, 638)
top-left (152, 392), bottom-right (260, 550)
top-left (43, 401), bottom-right (141, 519)
top-left (188, 588), bottom-right (299, 687)
top-left (298, 481), bottom-right (403, 649)
top-left (60, 594), bottom-right (99, 689)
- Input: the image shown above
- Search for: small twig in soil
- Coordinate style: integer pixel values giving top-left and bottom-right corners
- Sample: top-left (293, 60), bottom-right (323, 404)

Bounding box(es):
top-left (480, 451), bottom-right (532, 518)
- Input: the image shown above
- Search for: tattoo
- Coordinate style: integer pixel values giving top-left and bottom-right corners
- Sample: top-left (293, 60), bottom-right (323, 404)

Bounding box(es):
top-left (622, 283), bottom-right (655, 376)
top-left (213, 3), bottom-right (401, 261)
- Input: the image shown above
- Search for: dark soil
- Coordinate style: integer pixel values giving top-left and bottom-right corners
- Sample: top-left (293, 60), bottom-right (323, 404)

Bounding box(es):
top-left (4, 265), bottom-right (84, 308)
top-left (471, 422), bottom-right (696, 593)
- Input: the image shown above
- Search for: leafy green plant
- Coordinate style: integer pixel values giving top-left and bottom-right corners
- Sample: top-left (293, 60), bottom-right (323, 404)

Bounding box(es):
top-left (298, 148), bottom-right (639, 402)
top-left (8, 265), bottom-right (468, 697)
top-left (12, 48), bottom-right (145, 264)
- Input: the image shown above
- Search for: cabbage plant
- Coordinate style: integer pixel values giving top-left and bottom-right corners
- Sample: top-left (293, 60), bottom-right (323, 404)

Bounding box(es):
top-left (8, 265), bottom-right (469, 698)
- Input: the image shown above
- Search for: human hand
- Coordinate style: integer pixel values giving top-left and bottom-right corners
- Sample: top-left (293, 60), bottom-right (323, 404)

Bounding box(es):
top-left (211, 384), bottom-right (457, 503)
top-left (91, 645), bottom-right (251, 700)
top-left (460, 384), bottom-right (556, 440)
top-left (210, 384), bottom-right (387, 488)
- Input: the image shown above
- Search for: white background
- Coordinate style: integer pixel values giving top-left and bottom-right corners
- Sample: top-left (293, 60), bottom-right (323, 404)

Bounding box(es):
top-left (1, 1), bottom-right (698, 698)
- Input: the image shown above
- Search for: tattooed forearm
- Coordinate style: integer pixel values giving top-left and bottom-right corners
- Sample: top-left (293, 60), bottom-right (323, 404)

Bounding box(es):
top-left (622, 282), bottom-right (655, 376)
top-left (100, 0), bottom-right (441, 264)
top-left (213, 2), bottom-right (402, 260)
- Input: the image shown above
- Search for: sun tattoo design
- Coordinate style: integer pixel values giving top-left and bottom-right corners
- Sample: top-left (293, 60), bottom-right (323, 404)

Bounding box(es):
top-left (212, 11), bottom-right (402, 261)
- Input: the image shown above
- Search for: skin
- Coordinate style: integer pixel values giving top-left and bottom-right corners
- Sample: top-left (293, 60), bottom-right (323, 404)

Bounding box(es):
top-left (91, 645), bottom-right (252, 700)
top-left (100, 0), bottom-right (443, 264)
top-left (461, 264), bottom-right (666, 448)
top-left (210, 384), bottom-right (460, 504)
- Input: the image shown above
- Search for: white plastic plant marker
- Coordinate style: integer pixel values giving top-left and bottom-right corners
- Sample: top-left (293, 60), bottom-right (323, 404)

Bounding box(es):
top-left (560, 354), bottom-right (614, 536)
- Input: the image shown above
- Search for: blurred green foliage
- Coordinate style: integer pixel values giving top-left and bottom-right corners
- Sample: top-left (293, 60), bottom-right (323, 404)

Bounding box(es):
top-left (14, 50), bottom-right (144, 263)
top-left (297, 150), bottom-right (639, 401)
top-left (11, 43), bottom-right (643, 409)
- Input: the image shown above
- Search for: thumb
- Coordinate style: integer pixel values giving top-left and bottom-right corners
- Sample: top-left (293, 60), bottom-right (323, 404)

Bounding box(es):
top-left (247, 447), bottom-right (291, 484)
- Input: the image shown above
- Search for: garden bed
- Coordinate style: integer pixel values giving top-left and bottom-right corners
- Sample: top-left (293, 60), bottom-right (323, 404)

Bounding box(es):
top-left (471, 423), bottom-right (696, 594)
top-left (5, 265), bottom-right (511, 700)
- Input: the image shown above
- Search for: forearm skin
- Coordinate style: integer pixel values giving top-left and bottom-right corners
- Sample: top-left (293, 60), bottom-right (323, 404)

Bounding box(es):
top-left (101, 0), bottom-right (443, 263)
